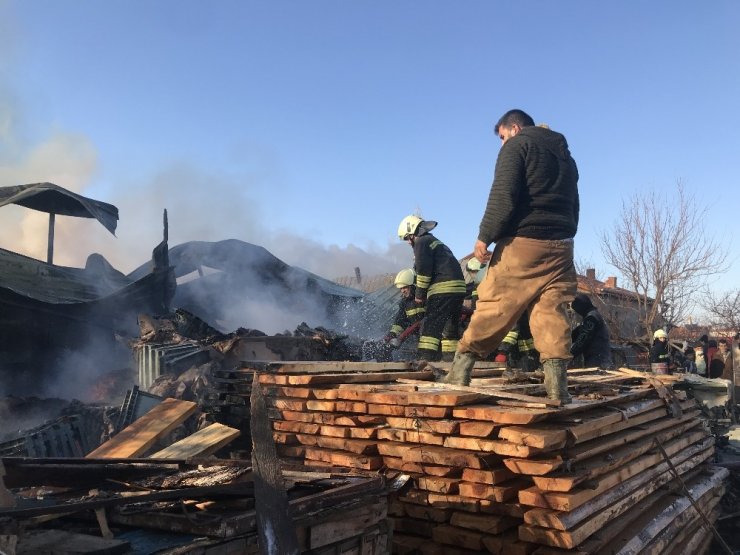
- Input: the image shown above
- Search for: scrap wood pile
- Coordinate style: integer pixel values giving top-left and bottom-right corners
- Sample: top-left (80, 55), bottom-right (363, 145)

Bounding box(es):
top-left (259, 361), bottom-right (728, 555)
top-left (0, 395), bottom-right (396, 555)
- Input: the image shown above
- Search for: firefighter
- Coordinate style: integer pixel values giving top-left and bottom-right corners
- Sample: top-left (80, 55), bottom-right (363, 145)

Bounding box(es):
top-left (650, 329), bottom-right (671, 372)
top-left (496, 312), bottom-right (539, 371)
top-left (570, 293), bottom-right (614, 369)
top-left (385, 268), bottom-right (426, 348)
top-left (397, 215), bottom-right (467, 362)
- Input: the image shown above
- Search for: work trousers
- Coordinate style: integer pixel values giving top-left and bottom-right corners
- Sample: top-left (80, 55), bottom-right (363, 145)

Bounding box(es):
top-left (459, 236), bottom-right (576, 361)
top-left (418, 293), bottom-right (465, 362)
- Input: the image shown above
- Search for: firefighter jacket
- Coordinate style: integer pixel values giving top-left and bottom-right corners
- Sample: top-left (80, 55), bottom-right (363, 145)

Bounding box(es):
top-left (389, 287), bottom-right (426, 337)
top-left (412, 233), bottom-right (466, 302)
top-left (649, 340), bottom-right (670, 364)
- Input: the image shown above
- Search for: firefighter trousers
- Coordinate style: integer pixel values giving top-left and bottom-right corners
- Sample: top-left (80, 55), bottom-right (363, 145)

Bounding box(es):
top-left (418, 293), bottom-right (465, 361)
top-left (458, 236), bottom-right (576, 361)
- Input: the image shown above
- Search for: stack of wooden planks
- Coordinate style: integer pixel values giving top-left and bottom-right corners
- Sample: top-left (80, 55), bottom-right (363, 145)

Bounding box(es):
top-left (1, 395), bottom-right (397, 555)
top-left (260, 362), bottom-right (727, 555)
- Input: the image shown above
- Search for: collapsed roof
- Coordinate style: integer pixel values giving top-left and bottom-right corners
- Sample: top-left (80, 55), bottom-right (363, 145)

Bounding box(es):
top-left (0, 182), bottom-right (119, 235)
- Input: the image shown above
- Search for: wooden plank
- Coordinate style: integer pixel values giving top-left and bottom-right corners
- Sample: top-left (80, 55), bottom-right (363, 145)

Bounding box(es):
top-left (383, 457), bottom-right (460, 477)
top-left (368, 404), bottom-right (406, 416)
top-left (377, 428), bottom-right (445, 446)
top-left (481, 529), bottom-right (536, 555)
top-left (149, 423), bottom-right (240, 459)
top-left (462, 467), bottom-right (516, 485)
top-left (279, 410), bottom-right (315, 423)
top-left (519, 469), bottom-right (726, 554)
top-left (273, 420), bottom-right (321, 434)
top-left (610, 478), bottom-right (724, 554)
top-left (304, 447), bottom-right (383, 470)
top-left (449, 511), bottom-right (519, 535)
top-left (416, 476), bottom-right (460, 494)
top-left (86, 398), bottom-right (197, 459)
top-left (308, 500), bottom-right (387, 549)
top-left (424, 494), bottom-right (480, 512)
top-left (518, 431), bottom-right (713, 512)
top-left (270, 398), bottom-right (308, 411)
top-left (503, 410), bottom-right (701, 475)
top-left (522, 444), bottom-right (713, 538)
top-left (458, 421), bottom-right (500, 437)
top-left (386, 416), bottom-right (460, 435)
top-left (398, 379), bottom-right (563, 407)
top-left (405, 405), bottom-right (452, 418)
top-left (478, 500), bottom-right (526, 518)
top-left (531, 427), bottom-right (708, 492)
top-left (267, 361), bottom-right (413, 373)
top-left (453, 389), bottom-right (657, 425)
top-left (14, 529), bottom-right (130, 555)
top-left (391, 518), bottom-right (435, 538)
top-left (272, 431), bottom-right (299, 445)
top-left (314, 436), bottom-right (378, 455)
top-left (285, 371), bottom-right (435, 385)
top-left (401, 503), bottom-right (451, 523)
top-left (497, 398), bottom-right (665, 449)
top-left (458, 478), bottom-right (530, 502)
top-left (431, 524), bottom-right (485, 551)
top-left (444, 436), bottom-right (543, 458)
top-left (402, 445), bottom-right (499, 469)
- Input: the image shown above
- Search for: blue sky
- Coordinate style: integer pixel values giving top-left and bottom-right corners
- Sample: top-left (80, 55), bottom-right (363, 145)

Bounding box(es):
top-left (1, 1), bottom-right (738, 312)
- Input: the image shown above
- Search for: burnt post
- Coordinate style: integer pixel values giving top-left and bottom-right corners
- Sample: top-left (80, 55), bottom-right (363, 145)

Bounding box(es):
top-left (47, 212), bottom-right (55, 264)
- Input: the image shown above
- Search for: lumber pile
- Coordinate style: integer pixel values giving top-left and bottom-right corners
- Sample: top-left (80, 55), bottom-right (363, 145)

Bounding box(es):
top-left (0, 396), bottom-right (396, 554)
top-left (260, 363), bottom-right (727, 554)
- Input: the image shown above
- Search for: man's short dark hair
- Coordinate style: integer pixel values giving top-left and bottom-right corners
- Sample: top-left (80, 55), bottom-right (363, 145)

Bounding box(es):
top-left (495, 109), bottom-right (535, 134)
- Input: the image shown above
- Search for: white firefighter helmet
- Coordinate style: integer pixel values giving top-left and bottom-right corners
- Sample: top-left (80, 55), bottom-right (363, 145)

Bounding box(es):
top-left (394, 268), bottom-right (416, 288)
top-left (653, 329), bottom-right (668, 339)
top-left (397, 215), bottom-right (423, 240)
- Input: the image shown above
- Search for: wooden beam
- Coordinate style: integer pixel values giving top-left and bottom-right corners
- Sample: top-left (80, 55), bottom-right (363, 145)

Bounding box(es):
top-left (86, 398), bottom-right (198, 459)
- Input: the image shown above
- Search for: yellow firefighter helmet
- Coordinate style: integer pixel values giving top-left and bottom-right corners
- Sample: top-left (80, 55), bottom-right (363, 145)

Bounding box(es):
top-left (394, 268), bottom-right (416, 288)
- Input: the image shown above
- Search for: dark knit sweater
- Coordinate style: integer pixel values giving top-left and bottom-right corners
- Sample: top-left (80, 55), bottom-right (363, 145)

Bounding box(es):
top-left (478, 126), bottom-right (579, 244)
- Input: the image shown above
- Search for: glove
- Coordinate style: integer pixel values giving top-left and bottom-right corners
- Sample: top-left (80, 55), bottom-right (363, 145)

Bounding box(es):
top-left (390, 338), bottom-right (401, 348)
top-left (494, 352), bottom-right (508, 363)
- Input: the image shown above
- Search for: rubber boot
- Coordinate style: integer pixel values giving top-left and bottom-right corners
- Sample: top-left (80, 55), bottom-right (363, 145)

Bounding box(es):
top-left (542, 359), bottom-right (572, 404)
top-left (441, 351), bottom-right (478, 386)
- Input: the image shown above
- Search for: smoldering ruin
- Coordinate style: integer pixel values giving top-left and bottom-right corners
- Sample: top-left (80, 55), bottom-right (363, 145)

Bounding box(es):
top-left (1, 182), bottom-right (740, 555)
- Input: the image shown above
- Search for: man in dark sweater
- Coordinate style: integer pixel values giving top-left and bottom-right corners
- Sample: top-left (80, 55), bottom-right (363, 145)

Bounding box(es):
top-left (443, 109), bottom-right (579, 404)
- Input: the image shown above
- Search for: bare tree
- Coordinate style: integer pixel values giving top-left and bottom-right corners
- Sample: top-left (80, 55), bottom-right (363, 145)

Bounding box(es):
top-left (600, 182), bottom-right (727, 339)
top-left (702, 288), bottom-right (740, 332)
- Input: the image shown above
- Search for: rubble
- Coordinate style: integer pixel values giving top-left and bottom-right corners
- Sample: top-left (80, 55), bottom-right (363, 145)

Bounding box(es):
top-left (0, 395), bottom-right (398, 554)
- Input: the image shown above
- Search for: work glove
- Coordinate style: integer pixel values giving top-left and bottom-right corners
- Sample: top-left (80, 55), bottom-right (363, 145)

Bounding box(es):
top-left (390, 338), bottom-right (401, 348)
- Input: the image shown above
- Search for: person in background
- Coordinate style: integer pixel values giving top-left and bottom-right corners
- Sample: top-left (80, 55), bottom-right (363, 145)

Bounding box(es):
top-left (682, 346), bottom-right (697, 374)
top-left (397, 215), bottom-right (467, 362)
top-left (694, 343), bottom-right (708, 377)
top-left (650, 329), bottom-right (671, 368)
top-left (570, 293), bottom-right (614, 369)
top-left (443, 109), bottom-right (579, 405)
top-left (710, 338), bottom-right (734, 380)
